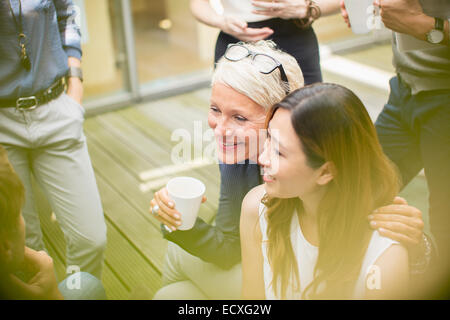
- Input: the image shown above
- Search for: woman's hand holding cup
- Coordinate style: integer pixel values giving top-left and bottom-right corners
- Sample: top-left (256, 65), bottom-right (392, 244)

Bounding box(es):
top-left (150, 187), bottom-right (207, 232)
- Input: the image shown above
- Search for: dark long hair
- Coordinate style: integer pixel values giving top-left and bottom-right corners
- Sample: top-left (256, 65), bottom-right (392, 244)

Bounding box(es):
top-left (263, 83), bottom-right (400, 299)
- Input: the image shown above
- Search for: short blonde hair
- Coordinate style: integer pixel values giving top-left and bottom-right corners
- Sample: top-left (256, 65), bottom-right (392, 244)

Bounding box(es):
top-left (212, 40), bottom-right (304, 110)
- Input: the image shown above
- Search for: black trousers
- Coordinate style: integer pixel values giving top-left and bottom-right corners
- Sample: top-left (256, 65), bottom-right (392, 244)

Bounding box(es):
top-left (214, 18), bottom-right (322, 85)
top-left (375, 76), bottom-right (450, 297)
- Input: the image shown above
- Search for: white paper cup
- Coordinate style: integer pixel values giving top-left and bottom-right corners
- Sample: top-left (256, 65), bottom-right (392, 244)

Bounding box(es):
top-left (166, 177), bottom-right (206, 230)
top-left (344, 0), bottom-right (374, 34)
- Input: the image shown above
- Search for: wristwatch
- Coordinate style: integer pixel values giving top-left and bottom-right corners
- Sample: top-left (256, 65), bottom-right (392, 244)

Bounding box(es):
top-left (426, 17), bottom-right (445, 44)
top-left (66, 66), bottom-right (83, 82)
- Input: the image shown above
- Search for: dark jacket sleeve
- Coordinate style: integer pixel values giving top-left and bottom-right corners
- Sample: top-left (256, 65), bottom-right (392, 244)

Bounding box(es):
top-left (162, 161), bottom-right (262, 269)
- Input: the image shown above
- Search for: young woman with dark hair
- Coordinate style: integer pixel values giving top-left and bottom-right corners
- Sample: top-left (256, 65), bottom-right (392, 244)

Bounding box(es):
top-left (241, 83), bottom-right (410, 299)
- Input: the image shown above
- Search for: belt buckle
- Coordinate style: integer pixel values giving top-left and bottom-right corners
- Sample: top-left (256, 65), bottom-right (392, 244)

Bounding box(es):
top-left (16, 96), bottom-right (38, 110)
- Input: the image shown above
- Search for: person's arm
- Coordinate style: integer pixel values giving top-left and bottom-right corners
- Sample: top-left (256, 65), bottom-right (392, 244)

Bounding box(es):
top-left (155, 162), bottom-right (262, 269)
top-left (190, 0), bottom-right (227, 29)
top-left (53, 0), bottom-right (84, 103)
top-left (66, 57), bottom-right (83, 105)
top-left (314, 0), bottom-right (341, 16)
top-left (240, 185), bottom-right (266, 300)
top-left (251, 0), bottom-right (340, 20)
top-left (365, 244), bottom-right (409, 299)
top-left (190, 0), bottom-right (274, 42)
top-left (53, 0), bottom-right (82, 60)
top-left (161, 217), bottom-right (242, 270)
top-left (375, 0), bottom-right (449, 46)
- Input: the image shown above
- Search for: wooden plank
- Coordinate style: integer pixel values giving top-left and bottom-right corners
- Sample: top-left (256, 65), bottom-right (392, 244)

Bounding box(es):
top-left (42, 233), bottom-right (67, 281)
top-left (176, 89), bottom-right (211, 114)
top-left (104, 219), bottom-right (162, 298)
top-left (33, 167), bottom-right (142, 300)
top-left (93, 172), bottom-right (168, 271)
top-left (116, 107), bottom-right (220, 190)
top-left (32, 176), bottom-right (68, 281)
top-left (84, 116), bottom-right (219, 224)
top-left (101, 262), bottom-right (130, 300)
top-left (340, 44), bottom-right (395, 73)
top-left (85, 132), bottom-right (166, 230)
top-left (96, 111), bottom-right (220, 203)
top-left (101, 106), bottom-right (218, 183)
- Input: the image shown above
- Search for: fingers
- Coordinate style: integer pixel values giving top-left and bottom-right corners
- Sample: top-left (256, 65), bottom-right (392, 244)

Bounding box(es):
top-left (21, 247), bottom-right (50, 273)
top-left (224, 16), bottom-right (272, 41)
top-left (239, 27), bottom-right (274, 41)
top-left (339, 0), bottom-right (351, 27)
top-left (393, 196), bottom-right (408, 205)
top-left (160, 188), bottom-right (174, 208)
top-left (151, 192), bottom-right (181, 231)
top-left (377, 227), bottom-right (421, 247)
top-left (150, 198), bottom-right (178, 231)
top-left (244, 27), bottom-right (274, 36)
top-left (370, 220), bottom-right (423, 243)
top-left (227, 16), bottom-right (248, 30)
top-left (8, 273), bottom-right (38, 298)
top-left (229, 21), bottom-right (247, 34)
top-left (23, 246), bottom-right (43, 261)
top-left (251, 0), bottom-right (283, 10)
top-left (368, 213), bottom-right (424, 230)
top-left (252, 9), bottom-right (277, 16)
top-left (372, 204), bottom-right (422, 218)
top-left (150, 189), bottom-right (207, 231)
top-left (368, 203), bottom-right (424, 247)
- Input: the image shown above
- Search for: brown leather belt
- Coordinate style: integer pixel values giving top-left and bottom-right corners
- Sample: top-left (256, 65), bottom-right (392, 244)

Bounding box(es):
top-left (0, 77), bottom-right (65, 110)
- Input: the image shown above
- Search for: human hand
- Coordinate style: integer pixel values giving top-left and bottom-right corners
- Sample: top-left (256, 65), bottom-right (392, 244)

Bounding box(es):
top-left (150, 187), bottom-right (207, 232)
top-left (219, 15), bottom-right (274, 42)
top-left (251, 0), bottom-right (309, 20)
top-left (10, 247), bottom-right (63, 300)
top-left (369, 196), bottom-right (424, 249)
top-left (66, 77), bottom-right (84, 105)
top-left (340, 0), bottom-right (351, 28)
top-left (375, 0), bottom-right (433, 40)
top-left (66, 57), bottom-right (84, 105)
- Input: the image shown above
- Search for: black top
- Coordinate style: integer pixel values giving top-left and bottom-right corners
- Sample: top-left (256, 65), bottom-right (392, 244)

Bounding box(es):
top-left (214, 18), bottom-right (323, 85)
top-left (162, 161), bottom-right (262, 269)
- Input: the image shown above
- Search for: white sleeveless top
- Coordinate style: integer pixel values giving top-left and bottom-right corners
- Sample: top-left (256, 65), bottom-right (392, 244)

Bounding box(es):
top-left (258, 201), bottom-right (399, 299)
top-left (220, 0), bottom-right (272, 22)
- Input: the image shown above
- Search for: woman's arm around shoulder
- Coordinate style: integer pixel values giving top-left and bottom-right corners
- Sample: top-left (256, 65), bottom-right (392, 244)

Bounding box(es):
top-left (240, 184), bottom-right (266, 300)
top-left (365, 243), bottom-right (409, 299)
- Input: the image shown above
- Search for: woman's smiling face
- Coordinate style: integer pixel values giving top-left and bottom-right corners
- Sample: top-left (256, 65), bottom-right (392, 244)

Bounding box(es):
top-left (259, 108), bottom-right (324, 199)
top-left (208, 83), bottom-right (267, 164)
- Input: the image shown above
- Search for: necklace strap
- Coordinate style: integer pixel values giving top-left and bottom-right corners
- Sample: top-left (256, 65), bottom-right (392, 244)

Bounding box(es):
top-left (8, 0), bottom-right (24, 35)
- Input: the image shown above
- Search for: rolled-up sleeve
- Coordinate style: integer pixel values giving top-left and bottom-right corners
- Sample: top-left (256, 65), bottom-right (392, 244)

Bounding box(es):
top-left (53, 0), bottom-right (82, 59)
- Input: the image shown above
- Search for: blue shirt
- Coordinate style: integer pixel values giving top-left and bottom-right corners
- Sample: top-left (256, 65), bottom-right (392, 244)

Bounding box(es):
top-left (0, 0), bottom-right (82, 99)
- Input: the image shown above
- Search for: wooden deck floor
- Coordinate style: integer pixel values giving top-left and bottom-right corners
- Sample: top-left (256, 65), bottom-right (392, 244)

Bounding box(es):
top-left (36, 46), bottom-right (429, 299)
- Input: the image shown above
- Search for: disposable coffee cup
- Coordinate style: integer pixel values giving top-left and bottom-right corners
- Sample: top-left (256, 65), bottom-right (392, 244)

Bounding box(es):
top-left (166, 177), bottom-right (206, 230)
top-left (344, 0), bottom-right (374, 34)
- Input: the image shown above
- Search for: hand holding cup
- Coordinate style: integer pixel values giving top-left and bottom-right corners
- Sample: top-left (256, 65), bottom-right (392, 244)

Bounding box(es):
top-left (150, 177), bottom-right (207, 232)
